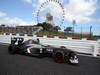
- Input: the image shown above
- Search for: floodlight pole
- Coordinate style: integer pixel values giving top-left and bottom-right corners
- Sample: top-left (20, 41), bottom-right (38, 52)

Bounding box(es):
top-left (90, 25), bottom-right (92, 38)
top-left (72, 20), bottom-right (76, 36)
top-left (73, 24), bottom-right (75, 36)
top-left (81, 25), bottom-right (83, 38)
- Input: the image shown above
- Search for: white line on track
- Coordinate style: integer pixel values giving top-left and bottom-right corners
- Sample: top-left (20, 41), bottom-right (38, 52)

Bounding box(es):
top-left (77, 54), bottom-right (100, 58)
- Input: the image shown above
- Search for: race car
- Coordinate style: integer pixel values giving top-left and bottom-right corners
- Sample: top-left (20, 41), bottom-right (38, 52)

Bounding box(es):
top-left (8, 37), bottom-right (79, 64)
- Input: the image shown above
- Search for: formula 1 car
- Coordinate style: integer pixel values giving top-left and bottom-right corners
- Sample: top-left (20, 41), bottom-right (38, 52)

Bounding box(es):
top-left (8, 37), bottom-right (79, 64)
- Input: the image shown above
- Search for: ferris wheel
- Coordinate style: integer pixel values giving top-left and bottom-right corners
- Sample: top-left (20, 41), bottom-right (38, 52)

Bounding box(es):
top-left (36, 0), bottom-right (65, 27)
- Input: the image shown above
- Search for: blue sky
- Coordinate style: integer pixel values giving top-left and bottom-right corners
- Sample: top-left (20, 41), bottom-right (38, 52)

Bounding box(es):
top-left (0, 0), bottom-right (100, 35)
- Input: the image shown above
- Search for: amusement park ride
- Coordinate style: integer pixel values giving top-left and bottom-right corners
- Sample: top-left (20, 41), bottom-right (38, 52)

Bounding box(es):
top-left (36, 0), bottom-right (65, 26)
top-left (31, 0), bottom-right (65, 34)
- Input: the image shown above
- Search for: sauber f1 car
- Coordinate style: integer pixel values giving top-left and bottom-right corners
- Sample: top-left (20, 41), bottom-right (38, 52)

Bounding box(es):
top-left (8, 37), bottom-right (79, 64)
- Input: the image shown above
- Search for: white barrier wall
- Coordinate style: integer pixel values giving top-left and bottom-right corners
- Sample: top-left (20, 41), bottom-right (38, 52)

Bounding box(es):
top-left (0, 34), bottom-right (100, 56)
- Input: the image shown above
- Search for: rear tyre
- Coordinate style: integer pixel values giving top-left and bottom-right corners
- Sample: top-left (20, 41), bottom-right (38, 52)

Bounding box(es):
top-left (53, 50), bottom-right (64, 63)
top-left (8, 45), bottom-right (17, 54)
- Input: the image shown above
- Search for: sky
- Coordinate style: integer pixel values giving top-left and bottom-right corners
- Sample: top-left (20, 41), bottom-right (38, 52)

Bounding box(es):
top-left (0, 0), bottom-right (100, 35)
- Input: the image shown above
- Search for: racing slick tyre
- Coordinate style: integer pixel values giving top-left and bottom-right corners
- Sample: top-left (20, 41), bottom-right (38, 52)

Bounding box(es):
top-left (53, 50), bottom-right (65, 63)
top-left (8, 45), bottom-right (17, 54)
top-left (67, 52), bottom-right (79, 65)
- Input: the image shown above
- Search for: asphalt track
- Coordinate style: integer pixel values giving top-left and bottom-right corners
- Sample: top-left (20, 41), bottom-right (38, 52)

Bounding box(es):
top-left (0, 44), bottom-right (100, 75)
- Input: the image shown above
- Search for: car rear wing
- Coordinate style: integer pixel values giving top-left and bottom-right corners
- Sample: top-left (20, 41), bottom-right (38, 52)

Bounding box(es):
top-left (11, 37), bottom-right (24, 45)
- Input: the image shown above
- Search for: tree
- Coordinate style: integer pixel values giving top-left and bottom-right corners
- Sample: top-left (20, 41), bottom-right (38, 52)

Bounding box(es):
top-left (0, 24), bottom-right (6, 32)
top-left (1, 24), bottom-right (6, 27)
top-left (64, 27), bottom-right (72, 33)
top-left (53, 26), bottom-right (61, 32)
top-left (36, 22), bottom-right (61, 32)
top-left (37, 22), bottom-right (54, 31)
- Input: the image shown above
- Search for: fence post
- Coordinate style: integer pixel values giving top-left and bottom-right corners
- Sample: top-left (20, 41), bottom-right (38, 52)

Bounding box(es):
top-left (93, 41), bottom-right (100, 56)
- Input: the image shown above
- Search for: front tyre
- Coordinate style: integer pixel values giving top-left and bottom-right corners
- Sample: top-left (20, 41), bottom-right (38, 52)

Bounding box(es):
top-left (68, 53), bottom-right (79, 64)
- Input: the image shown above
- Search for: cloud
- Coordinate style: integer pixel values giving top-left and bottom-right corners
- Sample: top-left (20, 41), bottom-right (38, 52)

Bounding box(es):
top-left (91, 18), bottom-right (100, 22)
top-left (0, 11), bottom-right (37, 26)
top-left (64, 0), bottom-right (98, 23)
top-left (35, 0), bottom-right (99, 23)
top-left (0, 11), bottom-right (6, 17)
top-left (66, 0), bottom-right (97, 16)
top-left (23, 0), bottom-right (32, 4)
top-left (4, 17), bottom-right (36, 26)
top-left (23, 0), bottom-right (99, 23)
